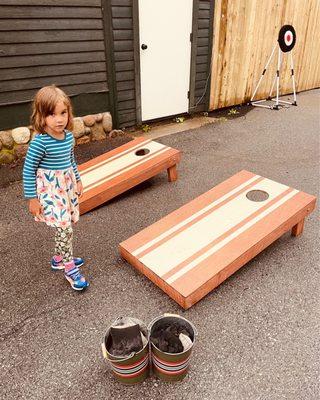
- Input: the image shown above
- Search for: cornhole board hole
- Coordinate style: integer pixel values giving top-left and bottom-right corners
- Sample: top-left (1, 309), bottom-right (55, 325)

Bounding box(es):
top-left (119, 170), bottom-right (316, 309)
top-left (78, 138), bottom-right (181, 214)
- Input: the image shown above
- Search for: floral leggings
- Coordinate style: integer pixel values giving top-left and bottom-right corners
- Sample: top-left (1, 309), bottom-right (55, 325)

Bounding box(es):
top-left (54, 226), bottom-right (73, 263)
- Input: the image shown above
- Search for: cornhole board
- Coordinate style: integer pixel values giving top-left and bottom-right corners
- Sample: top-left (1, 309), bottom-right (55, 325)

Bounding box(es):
top-left (119, 170), bottom-right (316, 309)
top-left (78, 138), bottom-right (181, 214)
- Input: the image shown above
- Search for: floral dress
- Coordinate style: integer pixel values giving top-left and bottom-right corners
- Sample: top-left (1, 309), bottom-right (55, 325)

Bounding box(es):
top-left (35, 167), bottom-right (79, 228)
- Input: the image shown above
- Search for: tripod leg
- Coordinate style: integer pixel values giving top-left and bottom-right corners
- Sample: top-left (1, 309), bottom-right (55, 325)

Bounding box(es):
top-left (250, 44), bottom-right (277, 102)
top-left (274, 47), bottom-right (281, 109)
top-left (290, 52), bottom-right (297, 105)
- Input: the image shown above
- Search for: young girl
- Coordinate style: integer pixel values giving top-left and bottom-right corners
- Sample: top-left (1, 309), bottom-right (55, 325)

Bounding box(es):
top-left (23, 85), bottom-right (89, 291)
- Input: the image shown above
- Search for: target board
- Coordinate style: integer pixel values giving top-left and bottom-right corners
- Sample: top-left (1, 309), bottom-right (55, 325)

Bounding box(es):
top-left (278, 25), bottom-right (296, 52)
top-left (79, 138), bottom-right (181, 214)
top-left (119, 170), bottom-right (316, 309)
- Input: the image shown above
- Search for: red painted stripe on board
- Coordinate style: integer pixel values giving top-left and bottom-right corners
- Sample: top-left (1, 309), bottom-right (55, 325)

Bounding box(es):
top-left (171, 190), bottom-right (306, 297)
top-left (136, 176), bottom-right (264, 259)
top-left (83, 147), bottom-right (170, 191)
top-left (162, 187), bottom-right (294, 282)
top-left (78, 137), bottom-right (149, 173)
top-left (80, 139), bottom-right (152, 176)
top-left (79, 148), bottom-right (180, 204)
top-left (120, 170), bottom-right (258, 253)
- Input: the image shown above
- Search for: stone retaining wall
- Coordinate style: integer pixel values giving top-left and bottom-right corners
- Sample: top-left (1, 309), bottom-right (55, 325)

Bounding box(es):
top-left (0, 111), bottom-right (114, 165)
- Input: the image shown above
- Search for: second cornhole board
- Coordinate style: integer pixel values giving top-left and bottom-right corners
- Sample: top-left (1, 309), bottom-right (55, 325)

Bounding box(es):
top-left (119, 170), bottom-right (316, 309)
top-left (78, 138), bottom-right (181, 214)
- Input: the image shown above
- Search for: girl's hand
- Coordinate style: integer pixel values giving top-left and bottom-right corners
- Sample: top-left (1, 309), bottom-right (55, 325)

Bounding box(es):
top-left (29, 198), bottom-right (42, 217)
top-left (76, 180), bottom-right (83, 198)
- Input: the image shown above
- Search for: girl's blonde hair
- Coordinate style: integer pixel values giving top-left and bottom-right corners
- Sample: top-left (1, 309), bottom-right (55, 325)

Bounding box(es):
top-left (31, 85), bottom-right (74, 133)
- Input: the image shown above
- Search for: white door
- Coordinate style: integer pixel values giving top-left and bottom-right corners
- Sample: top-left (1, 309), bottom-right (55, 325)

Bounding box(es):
top-left (139, 0), bottom-right (193, 121)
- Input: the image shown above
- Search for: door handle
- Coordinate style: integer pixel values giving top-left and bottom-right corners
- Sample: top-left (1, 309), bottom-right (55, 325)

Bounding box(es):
top-left (141, 44), bottom-right (148, 50)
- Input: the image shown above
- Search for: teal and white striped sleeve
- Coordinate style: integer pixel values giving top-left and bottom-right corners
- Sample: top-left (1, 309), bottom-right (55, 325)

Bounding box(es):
top-left (22, 136), bottom-right (45, 199)
top-left (71, 135), bottom-right (81, 182)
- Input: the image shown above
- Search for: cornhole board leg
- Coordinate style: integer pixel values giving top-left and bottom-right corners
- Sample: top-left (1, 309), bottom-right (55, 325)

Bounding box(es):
top-left (167, 165), bottom-right (178, 182)
top-left (291, 219), bottom-right (304, 236)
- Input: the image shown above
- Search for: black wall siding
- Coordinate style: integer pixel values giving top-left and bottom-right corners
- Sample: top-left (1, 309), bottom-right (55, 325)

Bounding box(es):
top-left (0, 82), bottom-right (108, 106)
top-left (110, 0), bottom-right (136, 128)
top-left (3, 1), bottom-right (101, 7)
top-left (0, 6), bottom-right (102, 19)
top-left (1, 62), bottom-right (107, 82)
top-left (0, 19), bottom-right (103, 30)
top-left (1, 72), bottom-right (108, 94)
top-left (3, 52), bottom-right (106, 69)
top-left (192, 0), bottom-right (213, 112)
top-left (2, 41), bottom-right (105, 57)
top-left (0, 1), bottom-right (108, 108)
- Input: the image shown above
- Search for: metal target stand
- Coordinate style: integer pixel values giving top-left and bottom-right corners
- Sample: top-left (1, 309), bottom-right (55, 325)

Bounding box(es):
top-left (250, 25), bottom-right (297, 110)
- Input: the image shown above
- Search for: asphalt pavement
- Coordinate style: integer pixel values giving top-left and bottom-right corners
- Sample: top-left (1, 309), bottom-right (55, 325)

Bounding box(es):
top-left (1, 89), bottom-right (319, 400)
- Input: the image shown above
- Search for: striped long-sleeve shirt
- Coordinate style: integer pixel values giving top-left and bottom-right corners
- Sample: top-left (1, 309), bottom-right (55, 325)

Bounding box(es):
top-left (23, 131), bottom-right (81, 199)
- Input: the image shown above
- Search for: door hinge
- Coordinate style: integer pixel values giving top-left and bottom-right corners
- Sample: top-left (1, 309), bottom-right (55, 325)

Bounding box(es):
top-left (187, 91), bottom-right (190, 99)
top-left (190, 32), bottom-right (193, 42)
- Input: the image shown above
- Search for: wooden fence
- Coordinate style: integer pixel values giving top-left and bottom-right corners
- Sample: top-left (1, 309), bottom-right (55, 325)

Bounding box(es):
top-left (209, 0), bottom-right (320, 110)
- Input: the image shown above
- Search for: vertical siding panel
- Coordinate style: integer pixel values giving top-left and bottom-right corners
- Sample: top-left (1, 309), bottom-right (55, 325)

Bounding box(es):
top-left (209, 0), bottom-right (221, 110)
top-left (192, 0), bottom-right (212, 111)
top-left (241, 0), bottom-right (257, 102)
top-left (0, 1), bottom-right (108, 106)
top-left (110, 0), bottom-right (136, 128)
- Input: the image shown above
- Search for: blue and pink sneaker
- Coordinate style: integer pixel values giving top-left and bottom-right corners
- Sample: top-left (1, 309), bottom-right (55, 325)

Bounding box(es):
top-left (51, 256), bottom-right (84, 271)
top-left (64, 262), bottom-right (89, 291)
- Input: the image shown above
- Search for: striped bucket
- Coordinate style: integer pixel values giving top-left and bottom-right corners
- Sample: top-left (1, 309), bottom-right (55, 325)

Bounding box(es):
top-left (101, 318), bottom-right (149, 385)
top-left (149, 314), bottom-right (197, 382)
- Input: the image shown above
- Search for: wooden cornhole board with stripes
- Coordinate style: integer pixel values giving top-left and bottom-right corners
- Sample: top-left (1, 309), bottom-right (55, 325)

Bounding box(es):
top-left (78, 138), bottom-right (181, 214)
top-left (119, 170), bottom-right (316, 309)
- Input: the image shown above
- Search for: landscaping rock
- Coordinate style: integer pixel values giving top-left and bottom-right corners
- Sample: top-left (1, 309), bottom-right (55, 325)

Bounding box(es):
top-left (84, 127), bottom-right (91, 135)
top-left (95, 113), bottom-right (103, 123)
top-left (73, 117), bottom-right (85, 138)
top-left (11, 127), bottom-right (30, 144)
top-left (108, 129), bottom-right (126, 138)
top-left (91, 124), bottom-right (107, 141)
top-left (0, 131), bottom-right (14, 149)
top-left (102, 112), bottom-right (112, 132)
top-left (83, 115), bottom-right (96, 127)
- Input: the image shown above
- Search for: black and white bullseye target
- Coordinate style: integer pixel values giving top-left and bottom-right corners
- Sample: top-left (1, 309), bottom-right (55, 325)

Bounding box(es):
top-left (278, 25), bottom-right (296, 53)
top-left (250, 25), bottom-right (297, 110)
